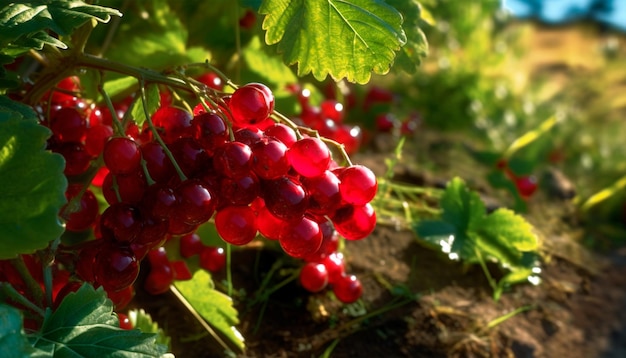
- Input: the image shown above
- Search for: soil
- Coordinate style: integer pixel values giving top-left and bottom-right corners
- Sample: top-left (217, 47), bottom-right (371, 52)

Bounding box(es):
top-left (132, 24), bottom-right (626, 358)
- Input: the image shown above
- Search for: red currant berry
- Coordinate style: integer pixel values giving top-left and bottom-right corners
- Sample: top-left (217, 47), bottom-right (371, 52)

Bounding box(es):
top-left (256, 203), bottom-right (286, 241)
top-left (196, 72), bottom-right (223, 91)
top-left (192, 112), bottom-right (229, 154)
top-left (199, 246), bottom-right (226, 272)
top-left (278, 216), bottom-right (322, 259)
top-left (322, 252), bottom-right (345, 284)
top-left (333, 124), bottom-right (362, 155)
top-left (62, 184), bottom-right (99, 232)
top-left (263, 176), bottom-right (309, 222)
top-left (288, 137), bottom-right (331, 178)
top-left (338, 165), bottom-right (378, 205)
top-left (107, 285), bottom-right (135, 311)
top-left (220, 173), bottom-right (260, 206)
top-left (53, 141), bottom-right (93, 176)
top-left (299, 263), bottom-right (329, 293)
top-left (94, 243), bottom-right (139, 292)
top-left (175, 180), bottom-right (216, 225)
top-left (100, 203), bottom-right (142, 243)
top-left (251, 138), bottom-right (290, 180)
top-left (320, 99), bottom-right (344, 123)
top-left (144, 248), bottom-right (173, 295)
top-left (333, 274), bottom-right (362, 304)
top-left (118, 313), bottom-right (133, 330)
top-left (179, 233), bottom-right (204, 258)
top-left (332, 203), bottom-right (376, 240)
top-left (213, 141), bottom-right (253, 178)
top-left (229, 83), bottom-right (274, 125)
top-left (141, 141), bottom-right (175, 183)
top-left (104, 137), bottom-right (141, 175)
top-left (515, 175), bottom-right (538, 198)
top-left (85, 124), bottom-right (114, 156)
top-left (50, 107), bottom-right (87, 142)
top-left (215, 205), bottom-right (258, 246)
top-left (140, 184), bottom-right (177, 220)
top-left (151, 106), bottom-right (194, 144)
top-left (169, 137), bottom-right (210, 178)
top-left (170, 260), bottom-right (192, 280)
top-left (302, 170), bottom-right (341, 216)
top-left (102, 170), bottom-right (147, 205)
top-left (264, 123), bottom-right (297, 148)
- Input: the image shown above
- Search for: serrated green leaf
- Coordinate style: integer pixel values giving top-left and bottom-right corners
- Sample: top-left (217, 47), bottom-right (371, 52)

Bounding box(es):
top-left (0, 304), bottom-right (34, 358)
top-left (130, 84), bottom-right (160, 128)
top-left (413, 177), bottom-right (540, 297)
top-left (414, 220), bottom-right (455, 246)
top-left (128, 309), bottom-right (170, 349)
top-left (260, 0), bottom-right (407, 83)
top-left (174, 270), bottom-right (244, 352)
top-left (32, 284), bottom-right (167, 357)
top-left (476, 208), bottom-right (538, 253)
top-left (243, 36), bottom-right (297, 86)
top-left (0, 97), bottom-right (67, 259)
top-left (0, 1), bottom-right (121, 57)
top-left (440, 177), bottom-right (485, 233)
top-left (385, 0), bottom-right (428, 74)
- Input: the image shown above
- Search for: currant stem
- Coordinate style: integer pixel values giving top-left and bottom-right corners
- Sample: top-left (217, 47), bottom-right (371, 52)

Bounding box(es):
top-left (139, 78), bottom-right (188, 182)
top-left (98, 82), bottom-right (126, 137)
top-left (10, 256), bottom-right (44, 308)
top-left (140, 158), bottom-right (156, 186)
top-left (0, 283), bottom-right (45, 318)
top-left (226, 243), bottom-right (233, 297)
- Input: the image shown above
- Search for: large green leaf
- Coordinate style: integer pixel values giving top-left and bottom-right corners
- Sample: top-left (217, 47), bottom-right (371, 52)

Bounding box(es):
top-left (0, 96), bottom-right (66, 259)
top-left (243, 36), bottom-right (297, 86)
top-left (0, 1), bottom-right (121, 55)
top-left (385, 0), bottom-right (428, 73)
top-left (0, 304), bottom-right (35, 358)
top-left (259, 0), bottom-right (407, 83)
top-left (96, 0), bottom-right (207, 71)
top-left (414, 177), bottom-right (540, 296)
top-left (174, 270), bottom-right (244, 352)
top-left (440, 177), bottom-right (485, 234)
top-left (31, 284), bottom-right (168, 357)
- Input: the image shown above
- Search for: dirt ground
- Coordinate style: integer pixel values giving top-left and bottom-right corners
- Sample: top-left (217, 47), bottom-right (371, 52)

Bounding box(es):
top-left (132, 24), bottom-right (626, 358)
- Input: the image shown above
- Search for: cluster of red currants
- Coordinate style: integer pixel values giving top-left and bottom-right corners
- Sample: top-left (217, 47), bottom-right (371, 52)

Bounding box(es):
top-left (31, 75), bottom-right (377, 308)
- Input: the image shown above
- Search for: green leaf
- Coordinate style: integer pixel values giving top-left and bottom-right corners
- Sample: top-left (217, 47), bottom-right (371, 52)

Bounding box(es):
top-left (260, 0), bottom-right (407, 83)
top-left (476, 208), bottom-right (538, 253)
top-left (31, 284), bottom-right (168, 357)
top-left (102, 76), bottom-right (138, 102)
top-left (0, 96), bottom-right (66, 259)
top-left (0, 1), bottom-right (121, 56)
top-left (440, 177), bottom-right (485, 233)
top-left (128, 309), bottom-right (170, 349)
top-left (243, 36), bottom-right (297, 86)
top-left (385, 0), bottom-right (428, 73)
top-left (0, 304), bottom-right (34, 358)
top-left (413, 177), bottom-right (541, 297)
top-left (96, 0), bottom-right (206, 71)
top-left (174, 270), bottom-right (244, 352)
top-left (414, 220), bottom-right (455, 247)
top-left (129, 84), bottom-right (160, 128)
